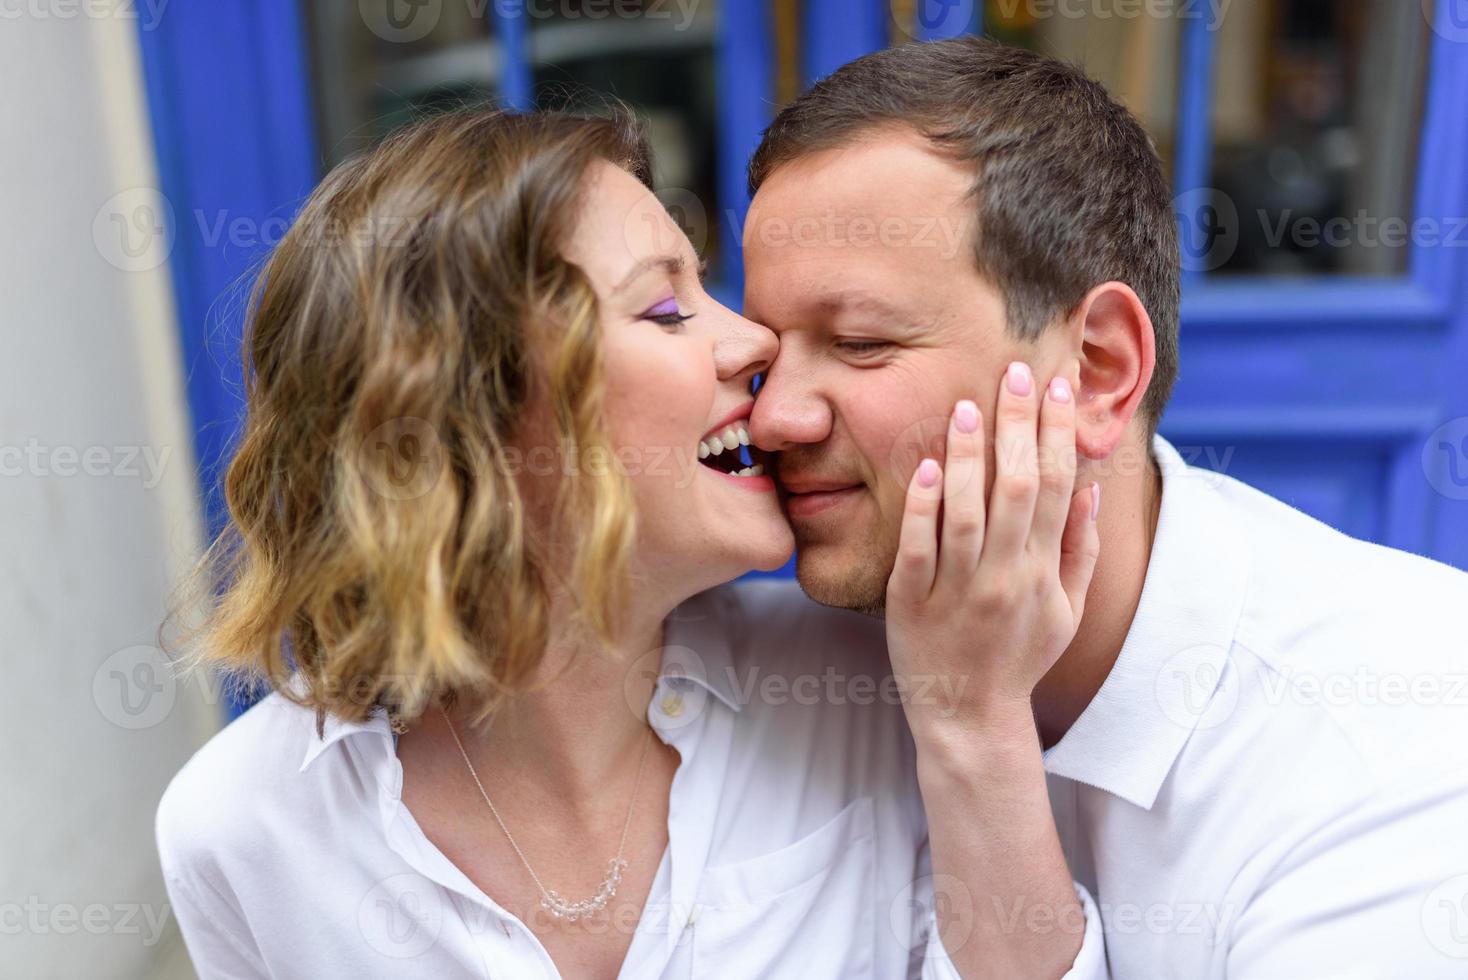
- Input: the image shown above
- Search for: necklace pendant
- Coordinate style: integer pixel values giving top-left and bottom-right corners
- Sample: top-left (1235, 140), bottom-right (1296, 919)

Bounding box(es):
top-left (541, 858), bottom-right (628, 922)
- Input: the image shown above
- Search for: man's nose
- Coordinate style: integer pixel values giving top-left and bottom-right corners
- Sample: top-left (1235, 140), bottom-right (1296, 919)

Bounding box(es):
top-left (749, 364), bottom-right (834, 451)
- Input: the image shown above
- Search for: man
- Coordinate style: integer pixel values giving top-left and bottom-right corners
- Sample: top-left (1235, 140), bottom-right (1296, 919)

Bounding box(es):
top-left (745, 37), bottom-right (1468, 978)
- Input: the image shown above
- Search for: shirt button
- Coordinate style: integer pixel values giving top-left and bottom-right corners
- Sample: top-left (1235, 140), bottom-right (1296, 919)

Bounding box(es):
top-left (659, 692), bottom-right (685, 718)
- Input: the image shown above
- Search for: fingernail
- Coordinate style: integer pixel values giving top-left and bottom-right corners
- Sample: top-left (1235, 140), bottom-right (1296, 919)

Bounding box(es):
top-left (1006, 361), bottom-right (1033, 397)
top-left (1048, 377), bottom-right (1072, 404)
top-left (918, 459), bottom-right (941, 488)
top-left (954, 400), bottom-right (980, 433)
top-left (1090, 482), bottom-right (1101, 522)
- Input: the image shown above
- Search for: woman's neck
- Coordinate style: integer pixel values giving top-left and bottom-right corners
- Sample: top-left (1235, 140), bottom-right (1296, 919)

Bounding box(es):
top-left (439, 592), bottom-right (673, 811)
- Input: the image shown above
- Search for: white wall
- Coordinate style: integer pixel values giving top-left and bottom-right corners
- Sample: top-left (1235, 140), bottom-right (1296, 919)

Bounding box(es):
top-left (0, 8), bottom-right (218, 978)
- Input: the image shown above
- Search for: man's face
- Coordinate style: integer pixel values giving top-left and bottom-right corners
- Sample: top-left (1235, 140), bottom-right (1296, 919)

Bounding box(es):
top-left (745, 130), bottom-right (1064, 614)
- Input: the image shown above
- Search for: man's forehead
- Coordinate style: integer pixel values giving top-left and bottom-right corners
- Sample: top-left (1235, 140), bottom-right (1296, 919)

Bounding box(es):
top-left (749, 134), bottom-right (972, 217)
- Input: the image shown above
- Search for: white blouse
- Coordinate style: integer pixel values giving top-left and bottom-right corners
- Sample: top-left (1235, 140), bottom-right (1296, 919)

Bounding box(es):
top-left (157, 581), bottom-right (1103, 978)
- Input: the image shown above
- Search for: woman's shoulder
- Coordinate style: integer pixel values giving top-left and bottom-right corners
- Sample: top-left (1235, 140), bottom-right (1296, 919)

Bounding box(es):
top-left (154, 691), bottom-right (324, 874)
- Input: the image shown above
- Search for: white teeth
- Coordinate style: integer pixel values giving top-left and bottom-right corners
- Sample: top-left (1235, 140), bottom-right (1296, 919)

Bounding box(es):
top-left (700, 422), bottom-right (753, 460)
top-left (729, 464), bottom-right (765, 478)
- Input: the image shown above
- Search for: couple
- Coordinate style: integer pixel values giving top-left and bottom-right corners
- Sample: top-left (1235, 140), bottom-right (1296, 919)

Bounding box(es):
top-left (157, 37), bottom-right (1468, 979)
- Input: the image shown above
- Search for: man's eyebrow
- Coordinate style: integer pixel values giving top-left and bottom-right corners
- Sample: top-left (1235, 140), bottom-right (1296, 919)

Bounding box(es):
top-left (613, 254), bottom-right (685, 294)
top-left (817, 291), bottom-right (911, 322)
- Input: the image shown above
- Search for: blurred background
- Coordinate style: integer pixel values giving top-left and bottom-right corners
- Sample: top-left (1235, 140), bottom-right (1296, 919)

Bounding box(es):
top-left (4, 0), bottom-right (1466, 975)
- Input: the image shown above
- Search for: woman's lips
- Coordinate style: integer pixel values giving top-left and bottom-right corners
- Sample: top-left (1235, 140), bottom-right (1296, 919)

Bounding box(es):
top-left (783, 484), bottom-right (863, 518)
top-left (709, 468), bottom-right (776, 492)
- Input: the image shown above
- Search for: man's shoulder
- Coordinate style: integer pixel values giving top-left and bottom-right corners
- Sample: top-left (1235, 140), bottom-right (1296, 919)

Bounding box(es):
top-left (1203, 470), bottom-right (1468, 781)
top-left (1212, 469), bottom-right (1468, 658)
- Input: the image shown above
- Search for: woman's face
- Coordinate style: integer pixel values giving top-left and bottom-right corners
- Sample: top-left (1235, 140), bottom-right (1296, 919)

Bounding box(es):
top-left (559, 161), bottom-right (794, 593)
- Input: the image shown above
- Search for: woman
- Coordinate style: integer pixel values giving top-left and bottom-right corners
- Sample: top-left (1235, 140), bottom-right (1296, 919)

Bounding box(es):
top-left (157, 107), bottom-right (1101, 978)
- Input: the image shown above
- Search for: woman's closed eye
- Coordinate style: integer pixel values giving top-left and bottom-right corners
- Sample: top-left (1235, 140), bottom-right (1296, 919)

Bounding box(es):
top-left (642, 296), bottom-right (695, 330)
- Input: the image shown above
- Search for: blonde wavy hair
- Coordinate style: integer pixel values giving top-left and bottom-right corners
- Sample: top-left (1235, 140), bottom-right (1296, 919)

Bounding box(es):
top-left (175, 107), bottom-right (653, 727)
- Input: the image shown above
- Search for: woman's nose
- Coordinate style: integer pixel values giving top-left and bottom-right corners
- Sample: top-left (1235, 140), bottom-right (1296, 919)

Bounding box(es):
top-left (713, 309), bottom-right (777, 383)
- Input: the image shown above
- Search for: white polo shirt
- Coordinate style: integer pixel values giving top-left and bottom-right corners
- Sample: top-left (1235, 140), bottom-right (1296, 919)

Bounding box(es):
top-left (1041, 436), bottom-right (1468, 978)
top-left (156, 583), bottom-right (1105, 978)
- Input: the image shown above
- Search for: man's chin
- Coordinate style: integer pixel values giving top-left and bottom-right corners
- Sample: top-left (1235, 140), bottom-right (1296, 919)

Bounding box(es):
top-left (792, 541), bottom-right (890, 618)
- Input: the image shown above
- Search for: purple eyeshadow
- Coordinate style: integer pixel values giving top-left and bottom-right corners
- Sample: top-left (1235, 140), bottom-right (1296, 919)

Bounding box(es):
top-left (646, 296), bottom-right (680, 317)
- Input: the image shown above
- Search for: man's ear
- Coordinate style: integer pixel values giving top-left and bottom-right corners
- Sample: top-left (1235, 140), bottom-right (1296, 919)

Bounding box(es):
top-left (1070, 282), bottom-right (1156, 460)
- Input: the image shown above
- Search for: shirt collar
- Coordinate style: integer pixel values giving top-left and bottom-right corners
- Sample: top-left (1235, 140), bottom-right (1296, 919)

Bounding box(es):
top-left (1042, 435), bottom-right (1250, 810)
top-left (299, 701), bottom-right (392, 773)
top-left (296, 588), bottom-right (746, 772)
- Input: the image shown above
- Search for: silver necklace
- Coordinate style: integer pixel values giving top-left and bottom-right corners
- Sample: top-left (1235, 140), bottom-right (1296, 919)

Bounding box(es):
top-left (437, 705), bottom-right (654, 922)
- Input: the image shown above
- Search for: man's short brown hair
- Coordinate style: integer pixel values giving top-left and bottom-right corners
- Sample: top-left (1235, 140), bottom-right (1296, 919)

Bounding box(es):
top-left (749, 36), bottom-right (1180, 426)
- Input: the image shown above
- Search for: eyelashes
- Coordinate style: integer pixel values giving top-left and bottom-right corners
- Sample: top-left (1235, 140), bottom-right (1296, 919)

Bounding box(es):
top-left (835, 339), bottom-right (890, 356)
top-left (642, 295), bottom-right (695, 329)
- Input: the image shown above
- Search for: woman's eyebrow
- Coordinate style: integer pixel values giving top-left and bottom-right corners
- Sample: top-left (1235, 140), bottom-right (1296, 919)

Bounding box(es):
top-left (613, 254), bottom-right (685, 294)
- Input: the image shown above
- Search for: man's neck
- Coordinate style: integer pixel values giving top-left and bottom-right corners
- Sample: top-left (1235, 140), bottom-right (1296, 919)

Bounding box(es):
top-left (1032, 442), bottom-right (1164, 750)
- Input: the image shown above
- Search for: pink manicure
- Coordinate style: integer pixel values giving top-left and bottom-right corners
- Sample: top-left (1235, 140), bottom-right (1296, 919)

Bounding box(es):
top-left (1006, 361), bottom-right (1033, 396)
top-left (954, 400), bottom-right (980, 433)
top-left (1048, 377), bottom-right (1072, 403)
top-left (1090, 482), bottom-right (1101, 522)
top-left (918, 459), bottom-right (941, 488)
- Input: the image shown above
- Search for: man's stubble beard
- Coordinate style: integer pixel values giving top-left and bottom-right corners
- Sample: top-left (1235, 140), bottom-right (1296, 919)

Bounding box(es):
top-left (791, 522), bottom-right (895, 619)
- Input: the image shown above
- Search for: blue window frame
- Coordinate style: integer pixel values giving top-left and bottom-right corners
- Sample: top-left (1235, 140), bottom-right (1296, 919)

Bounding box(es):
top-left (138, 1), bottom-right (1468, 719)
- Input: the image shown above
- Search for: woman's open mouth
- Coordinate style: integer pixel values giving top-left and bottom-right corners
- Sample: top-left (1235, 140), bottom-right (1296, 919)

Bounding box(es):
top-left (697, 420), bottom-right (766, 478)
